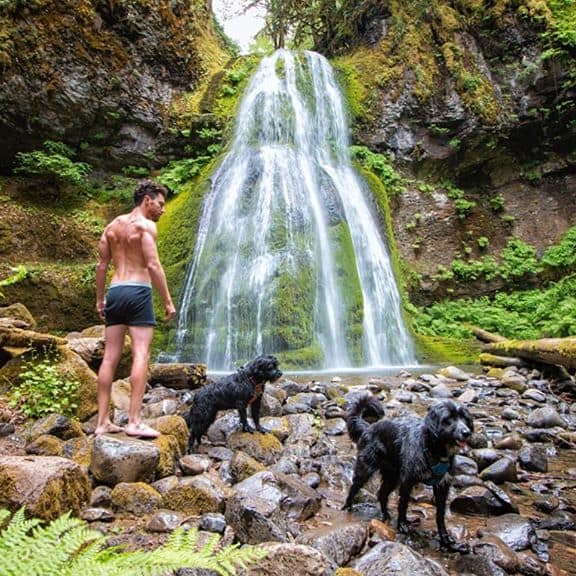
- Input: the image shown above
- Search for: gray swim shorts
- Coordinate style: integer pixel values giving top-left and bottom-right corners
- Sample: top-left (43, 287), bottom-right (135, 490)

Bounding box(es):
top-left (104, 282), bottom-right (156, 327)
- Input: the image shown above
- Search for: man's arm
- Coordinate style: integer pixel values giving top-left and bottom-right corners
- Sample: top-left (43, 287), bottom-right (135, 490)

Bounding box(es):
top-left (95, 229), bottom-right (111, 320)
top-left (141, 222), bottom-right (176, 321)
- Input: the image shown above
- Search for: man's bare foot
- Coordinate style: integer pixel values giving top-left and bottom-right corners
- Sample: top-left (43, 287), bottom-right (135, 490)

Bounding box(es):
top-left (94, 423), bottom-right (124, 435)
top-left (124, 422), bottom-right (160, 439)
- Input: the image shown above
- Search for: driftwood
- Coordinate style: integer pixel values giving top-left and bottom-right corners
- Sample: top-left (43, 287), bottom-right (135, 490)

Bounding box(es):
top-left (149, 362), bottom-right (207, 390)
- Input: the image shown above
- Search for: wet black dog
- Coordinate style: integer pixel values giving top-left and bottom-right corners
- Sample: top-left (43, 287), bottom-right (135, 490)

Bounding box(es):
top-left (185, 354), bottom-right (282, 452)
top-left (342, 395), bottom-right (473, 551)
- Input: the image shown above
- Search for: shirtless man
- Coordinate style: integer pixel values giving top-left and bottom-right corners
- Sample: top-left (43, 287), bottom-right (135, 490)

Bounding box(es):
top-left (95, 180), bottom-right (175, 437)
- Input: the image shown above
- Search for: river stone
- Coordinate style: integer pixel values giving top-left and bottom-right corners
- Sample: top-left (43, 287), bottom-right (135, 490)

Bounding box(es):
top-left (260, 392), bottom-right (283, 417)
top-left (450, 483), bottom-right (518, 516)
top-left (526, 406), bottom-right (565, 429)
top-left (430, 383), bottom-right (453, 398)
top-left (479, 456), bottom-right (518, 484)
top-left (0, 455), bottom-right (90, 520)
top-left (518, 445), bottom-right (548, 473)
top-left (228, 450), bottom-right (266, 483)
top-left (480, 514), bottom-right (536, 551)
top-left (453, 454), bottom-right (479, 476)
top-left (285, 414), bottom-right (317, 443)
top-left (90, 485), bottom-right (112, 507)
top-left (90, 434), bottom-right (160, 485)
top-left (470, 448), bottom-right (501, 471)
top-left (472, 535), bottom-right (519, 572)
top-left (522, 389), bottom-right (547, 403)
top-left (199, 512), bottom-right (227, 534)
top-left (296, 521), bottom-right (367, 566)
top-left (323, 418), bottom-right (347, 436)
top-left (286, 392), bottom-right (327, 411)
top-left (157, 471), bottom-right (233, 514)
top-left (227, 431), bottom-right (283, 465)
top-left (80, 507), bottom-right (115, 523)
top-left (455, 554), bottom-right (507, 576)
top-left (29, 413), bottom-right (85, 441)
top-left (234, 470), bottom-right (321, 522)
top-left (146, 509), bottom-right (189, 532)
top-left (501, 407), bottom-right (522, 420)
top-left (179, 453), bottom-right (212, 476)
top-left (352, 541), bottom-right (449, 576)
top-left (238, 542), bottom-right (333, 576)
top-left (500, 371), bottom-right (527, 393)
top-left (25, 434), bottom-right (64, 456)
top-left (110, 481), bottom-right (162, 515)
top-left (260, 416), bottom-right (292, 441)
top-left (225, 492), bottom-right (289, 544)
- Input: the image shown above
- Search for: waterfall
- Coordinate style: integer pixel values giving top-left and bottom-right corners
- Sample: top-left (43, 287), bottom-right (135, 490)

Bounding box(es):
top-left (166, 50), bottom-right (416, 370)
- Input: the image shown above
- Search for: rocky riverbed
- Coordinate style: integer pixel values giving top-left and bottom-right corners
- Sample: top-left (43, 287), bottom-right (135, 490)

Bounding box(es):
top-left (1, 362), bottom-right (576, 576)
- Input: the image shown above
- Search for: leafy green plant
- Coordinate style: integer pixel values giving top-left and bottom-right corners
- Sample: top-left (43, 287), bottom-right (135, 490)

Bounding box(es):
top-left (489, 194), bottom-right (505, 212)
top-left (9, 355), bottom-right (79, 418)
top-left (541, 226), bottom-right (576, 271)
top-left (14, 141), bottom-right (91, 188)
top-left (0, 507), bottom-right (266, 576)
top-left (477, 236), bottom-right (489, 250)
top-left (350, 145), bottom-right (405, 196)
top-left (454, 197), bottom-right (476, 219)
top-left (157, 156), bottom-right (211, 194)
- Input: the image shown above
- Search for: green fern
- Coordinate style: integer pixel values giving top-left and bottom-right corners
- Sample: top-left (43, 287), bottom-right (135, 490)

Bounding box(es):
top-left (0, 508), bottom-right (266, 576)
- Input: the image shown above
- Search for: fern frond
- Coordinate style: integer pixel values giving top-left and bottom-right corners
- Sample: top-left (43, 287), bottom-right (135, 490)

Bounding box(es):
top-left (0, 509), bottom-right (266, 576)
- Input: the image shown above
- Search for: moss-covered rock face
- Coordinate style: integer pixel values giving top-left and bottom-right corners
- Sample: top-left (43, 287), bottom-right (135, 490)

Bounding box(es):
top-left (0, 0), bottom-right (232, 170)
top-left (0, 455), bottom-right (91, 521)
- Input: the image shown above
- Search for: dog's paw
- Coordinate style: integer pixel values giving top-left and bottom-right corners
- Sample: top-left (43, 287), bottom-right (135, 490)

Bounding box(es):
top-left (255, 425), bottom-right (268, 434)
top-left (397, 520), bottom-right (410, 534)
top-left (242, 424), bottom-right (255, 433)
top-left (440, 534), bottom-right (469, 553)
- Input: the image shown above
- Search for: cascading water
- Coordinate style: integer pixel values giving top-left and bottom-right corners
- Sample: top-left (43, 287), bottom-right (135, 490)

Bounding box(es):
top-left (166, 50), bottom-right (417, 371)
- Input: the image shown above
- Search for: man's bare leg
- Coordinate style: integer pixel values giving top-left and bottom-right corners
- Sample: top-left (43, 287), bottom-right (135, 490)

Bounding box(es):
top-left (95, 324), bottom-right (127, 435)
top-left (124, 325), bottom-right (159, 438)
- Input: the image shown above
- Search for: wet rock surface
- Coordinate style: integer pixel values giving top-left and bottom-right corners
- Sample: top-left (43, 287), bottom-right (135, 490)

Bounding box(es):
top-left (1, 365), bottom-right (575, 575)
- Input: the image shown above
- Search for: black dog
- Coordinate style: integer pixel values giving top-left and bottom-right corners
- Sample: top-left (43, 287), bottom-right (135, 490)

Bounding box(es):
top-left (342, 395), bottom-right (473, 551)
top-left (185, 354), bottom-right (282, 452)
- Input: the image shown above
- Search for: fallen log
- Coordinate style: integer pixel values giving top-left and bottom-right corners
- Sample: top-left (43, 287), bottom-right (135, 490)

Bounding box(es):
top-left (478, 353), bottom-right (528, 368)
top-left (0, 325), bottom-right (66, 350)
top-left (149, 362), bottom-right (207, 390)
top-left (484, 337), bottom-right (576, 372)
top-left (470, 326), bottom-right (508, 344)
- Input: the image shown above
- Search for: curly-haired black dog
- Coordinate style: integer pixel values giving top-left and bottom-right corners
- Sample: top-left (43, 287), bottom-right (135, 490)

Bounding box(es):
top-left (342, 395), bottom-right (473, 551)
top-left (185, 354), bottom-right (282, 452)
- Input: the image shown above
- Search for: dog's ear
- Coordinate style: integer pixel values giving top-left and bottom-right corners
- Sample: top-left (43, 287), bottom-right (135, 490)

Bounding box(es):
top-left (426, 401), bottom-right (446, 437)
top-left (461, 406), bottom-right (474, 433)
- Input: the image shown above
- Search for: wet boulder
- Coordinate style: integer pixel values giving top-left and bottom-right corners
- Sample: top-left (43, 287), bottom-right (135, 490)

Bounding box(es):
top-left (90, 434), bottom-right (161, 485)
top-left (110, 481), bottom-right (162, 515)
top-left (296, 521), bottom-right (367, 566)
top-left (479, 456), bottom-right (518, 483)
top-left (450, 482), bottom-right (518, 516)
top-left (518, 445), bottom-right (548, 473)
top-left (526, 406), bottom-right (565, 429)
top-left (352, 541), bottom-right (449, 576)
top-left (0, 455), bottom-right (90, 520)
top-left (227, 431), bottom-right (284, 465)
top-left (479, 514), bottom-right (537, 551)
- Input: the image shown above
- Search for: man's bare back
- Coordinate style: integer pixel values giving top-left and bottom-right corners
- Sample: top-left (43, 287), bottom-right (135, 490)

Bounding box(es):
top-left (95, 180), bottom-right (175, 438)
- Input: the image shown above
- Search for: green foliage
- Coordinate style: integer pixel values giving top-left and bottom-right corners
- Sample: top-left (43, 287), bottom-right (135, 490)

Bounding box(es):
top-left (349, 145), bottom-right (405, 196)
top-left (477, 236), bottom-right (489, 249)
top-left (157, 156), bottom-right (211, 194)
top-left (541, 226), bottom-right (576, 271)
top-left (489, 194), bottom-right (505, 212)
top-left (0, 507), bottom-right (267, 576)
top-left (454, 197), bottom-right (476, 219)
top-left (8, 355), bottom-right (79, 418)
top-left (121, 165), bottom-right (150, 178)
top-left (0, 265), bottom-right (28, 301)
top-left (14, 141), bottom-right (91, 188)
top-left (413, 275), bottom-right (576, 340)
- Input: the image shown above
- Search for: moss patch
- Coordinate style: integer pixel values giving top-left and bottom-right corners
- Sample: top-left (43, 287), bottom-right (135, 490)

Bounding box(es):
top-left (414, 334), bottom-right (481, 364)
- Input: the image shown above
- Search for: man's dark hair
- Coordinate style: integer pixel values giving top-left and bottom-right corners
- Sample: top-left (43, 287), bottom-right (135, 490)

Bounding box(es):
top-left (133, 179), bottom-right (168, 206)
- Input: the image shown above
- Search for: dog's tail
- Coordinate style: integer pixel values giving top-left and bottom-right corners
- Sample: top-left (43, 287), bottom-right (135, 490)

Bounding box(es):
top-left (346, 394), bottom-right (385, 444)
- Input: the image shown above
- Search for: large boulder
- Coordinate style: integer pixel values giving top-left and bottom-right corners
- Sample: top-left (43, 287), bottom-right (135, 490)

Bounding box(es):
top-left (0, 455), bottom-right (91, 520)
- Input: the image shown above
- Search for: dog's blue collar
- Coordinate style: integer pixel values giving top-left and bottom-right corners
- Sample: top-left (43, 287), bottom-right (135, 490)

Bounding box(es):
top-left (423, 459), bottom-right (450, 486)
